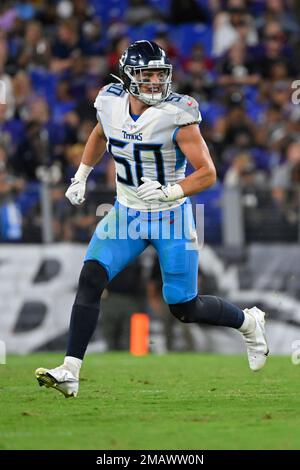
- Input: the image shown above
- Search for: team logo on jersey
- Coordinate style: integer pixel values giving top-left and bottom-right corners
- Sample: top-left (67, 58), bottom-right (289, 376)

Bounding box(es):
top-left (122, 130), bottom-right (143, 141)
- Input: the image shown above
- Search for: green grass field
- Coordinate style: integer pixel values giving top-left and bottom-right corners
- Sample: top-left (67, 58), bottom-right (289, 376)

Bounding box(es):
top-left (0, 353), bottom-right (299, 450)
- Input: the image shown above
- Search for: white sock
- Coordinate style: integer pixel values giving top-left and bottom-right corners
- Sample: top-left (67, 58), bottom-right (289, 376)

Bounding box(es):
top-left (239, 310), bottom-right (256, 334)
top-left (64, 356), bottom-right (82, 379)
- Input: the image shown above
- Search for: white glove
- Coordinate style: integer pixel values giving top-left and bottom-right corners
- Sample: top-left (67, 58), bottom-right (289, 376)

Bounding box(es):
top-left (65, 163), bottom-right (93, 206)
top-left (136, 177), bottom-right (184, 203)
top-left (65, 178), bottom-right (86, 205)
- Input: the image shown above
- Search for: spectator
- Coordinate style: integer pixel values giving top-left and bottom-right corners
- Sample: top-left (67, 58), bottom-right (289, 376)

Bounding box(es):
top-left (224, 152), bottom-right (265, 188)
top-left (0, 144), bottom-right (25, 241)
top-left (272, 141), bottom-right (300, 197)
top-left (256, 0), bottom-right (300, 39)
top-left (0, 37), bottom-right (15, 119)
top-left (126, 0), bottom-right (162, 26)
top-left (51, 18), bottom-right (83, 73)
top-left (17, 20), bottom-right (51, 69)
top-left (218, 41), bottom-right (260, 87)
top-left (169, 0), bottom-right (210, 25)
top-left (213, 0), bottom-right (258, 57)
top-left (256, 21), bottom-right (296, 79)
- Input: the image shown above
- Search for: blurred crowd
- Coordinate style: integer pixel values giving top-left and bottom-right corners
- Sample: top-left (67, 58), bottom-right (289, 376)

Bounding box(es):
top-left (0, 0), bottom-right (300, 243)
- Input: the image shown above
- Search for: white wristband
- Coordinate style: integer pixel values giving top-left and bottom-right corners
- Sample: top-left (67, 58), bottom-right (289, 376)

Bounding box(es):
top-left (74, 163), bottom-right (93, 182)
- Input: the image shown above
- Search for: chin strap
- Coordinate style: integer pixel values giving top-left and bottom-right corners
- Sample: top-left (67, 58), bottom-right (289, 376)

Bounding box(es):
top-left (110, 74), bottom-right (125, 85)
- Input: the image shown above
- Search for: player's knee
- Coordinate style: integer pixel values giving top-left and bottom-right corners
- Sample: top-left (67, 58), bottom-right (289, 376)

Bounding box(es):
top-left (75, 260), bottom-right (108, 308)
top-left (168, 296), bottom-right (201, 324)
top-left (168, 305), bottom-right (191, 323)
top-left (163, 284), bottom-right (189, 305)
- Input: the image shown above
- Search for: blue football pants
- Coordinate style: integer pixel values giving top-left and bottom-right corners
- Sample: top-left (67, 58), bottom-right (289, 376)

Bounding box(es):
top-left (85, 200), bottom-right (199, 304)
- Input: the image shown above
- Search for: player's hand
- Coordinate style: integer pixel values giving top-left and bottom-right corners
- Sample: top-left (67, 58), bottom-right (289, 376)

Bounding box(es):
top-left (137, 177), bottom-right (184, 202)
top-left (65, 178), bottom-right (86, 205)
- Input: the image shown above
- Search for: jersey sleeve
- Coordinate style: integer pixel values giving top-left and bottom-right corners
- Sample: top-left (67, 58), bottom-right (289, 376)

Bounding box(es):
top-left (94, 85), bottom-right (108, 124)
top-left (94, 83), bottom-right (125, 124)
top-left (174, 95), bottom-right (202, 127)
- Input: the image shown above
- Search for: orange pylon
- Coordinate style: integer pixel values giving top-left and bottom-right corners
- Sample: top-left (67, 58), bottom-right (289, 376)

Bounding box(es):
top-left (130, 313), bottom-right (149, 356)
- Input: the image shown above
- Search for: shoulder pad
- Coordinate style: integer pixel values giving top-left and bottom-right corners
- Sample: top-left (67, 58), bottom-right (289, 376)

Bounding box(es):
top-left (94, 83), bottom-right (126, 110)
top-left (165, 94), bottom-right (202, 126)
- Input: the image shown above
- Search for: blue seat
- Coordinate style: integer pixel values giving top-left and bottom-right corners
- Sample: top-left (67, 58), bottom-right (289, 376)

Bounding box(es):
top-left (169, 23), bottom-right (213, 57)
top-left (148, 0), bottom-right (171, 14)
top-left (16, 182), bottom-right (41, 216)
top-left (127, 23), bottom-right (169, 43)
top-left (90, 0), bottom-right (128, 24)
top-left (29, 70), bottom-right (57, 105)
top-left (200, 101), bottom-right (225, 126)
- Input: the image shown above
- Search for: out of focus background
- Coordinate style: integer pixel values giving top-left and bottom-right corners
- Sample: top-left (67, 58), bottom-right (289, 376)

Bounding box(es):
top-left (1, 0), bottom-right (300, 356)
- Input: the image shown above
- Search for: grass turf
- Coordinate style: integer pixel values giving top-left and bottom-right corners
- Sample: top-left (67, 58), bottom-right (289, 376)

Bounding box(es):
top-left (0, 353), bottom-right (299, 450)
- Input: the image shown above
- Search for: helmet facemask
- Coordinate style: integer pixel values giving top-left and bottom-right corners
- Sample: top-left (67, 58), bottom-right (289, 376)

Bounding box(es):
top-left (124, 64), bottom-right (172, 106)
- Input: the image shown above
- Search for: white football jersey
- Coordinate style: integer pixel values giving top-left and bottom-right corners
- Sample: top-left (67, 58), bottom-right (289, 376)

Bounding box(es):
top-left (94, 83), bottom-right (202, 211)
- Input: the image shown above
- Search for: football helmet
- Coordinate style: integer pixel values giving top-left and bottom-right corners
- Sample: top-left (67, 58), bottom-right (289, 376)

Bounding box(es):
top-left (118, 40), bottom-right (172, 106)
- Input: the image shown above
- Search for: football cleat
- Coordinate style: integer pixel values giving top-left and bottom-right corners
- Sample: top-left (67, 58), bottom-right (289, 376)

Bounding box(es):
top-left (242, 306), bottom-right (269, 371)
top-left (35, 365), bottom-right (79, 398)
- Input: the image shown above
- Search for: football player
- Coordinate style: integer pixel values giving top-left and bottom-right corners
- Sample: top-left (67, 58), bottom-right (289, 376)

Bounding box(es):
top-left (36, 41), bottom-right (268, 397)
